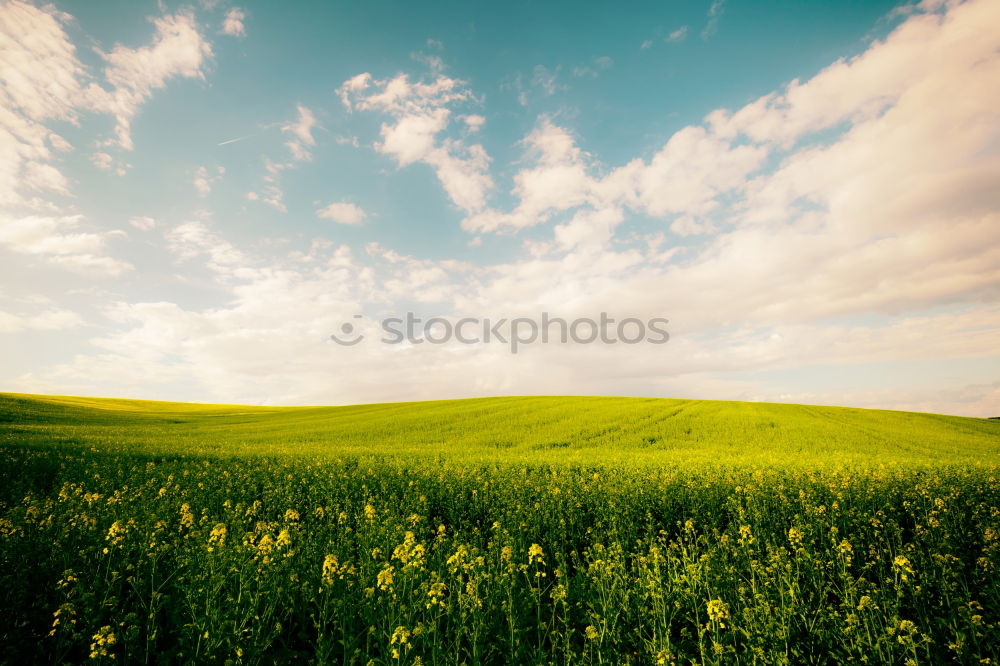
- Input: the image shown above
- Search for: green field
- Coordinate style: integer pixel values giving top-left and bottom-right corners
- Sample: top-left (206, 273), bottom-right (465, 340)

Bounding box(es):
top-left (1, 392), bottom-right (998, 664)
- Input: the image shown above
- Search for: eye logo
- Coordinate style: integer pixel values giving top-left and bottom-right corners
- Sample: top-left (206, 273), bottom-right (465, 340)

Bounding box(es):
top-left (330, 315), bottom-right (364, 346)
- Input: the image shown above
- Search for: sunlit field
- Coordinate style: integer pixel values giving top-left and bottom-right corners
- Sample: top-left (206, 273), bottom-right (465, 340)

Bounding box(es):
top-left (1, 393), bottom-right (998, 664)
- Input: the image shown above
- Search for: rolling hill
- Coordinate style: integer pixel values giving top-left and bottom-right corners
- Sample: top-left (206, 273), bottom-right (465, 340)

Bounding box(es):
top-left (1, 392), bottom-right (997, 467)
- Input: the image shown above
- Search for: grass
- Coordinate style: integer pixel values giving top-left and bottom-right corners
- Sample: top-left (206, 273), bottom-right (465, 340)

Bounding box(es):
top-left (1, 392), bottom-right (996, 465)
top-left (1, 392), bottom-right (998, 664)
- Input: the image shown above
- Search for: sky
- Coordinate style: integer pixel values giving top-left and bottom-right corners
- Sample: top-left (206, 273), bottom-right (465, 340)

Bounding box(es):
top-left (1, 0), bottom-right (998, 415)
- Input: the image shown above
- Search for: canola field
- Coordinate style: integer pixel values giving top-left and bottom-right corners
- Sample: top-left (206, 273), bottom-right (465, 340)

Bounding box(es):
top-left (1, 392), bottom-right (998, 664)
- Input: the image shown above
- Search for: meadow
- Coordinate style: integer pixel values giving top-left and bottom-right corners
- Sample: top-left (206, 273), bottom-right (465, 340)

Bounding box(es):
top-left (1, 392), bottom-right (998, 664)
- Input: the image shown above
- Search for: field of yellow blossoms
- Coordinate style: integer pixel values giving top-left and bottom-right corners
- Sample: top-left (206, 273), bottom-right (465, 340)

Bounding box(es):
top-left (1, 393), bottom-right (998, 664)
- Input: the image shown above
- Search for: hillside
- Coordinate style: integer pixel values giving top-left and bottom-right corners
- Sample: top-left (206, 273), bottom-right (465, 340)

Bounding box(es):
top-left (1, 392), bottom-right (996, 467)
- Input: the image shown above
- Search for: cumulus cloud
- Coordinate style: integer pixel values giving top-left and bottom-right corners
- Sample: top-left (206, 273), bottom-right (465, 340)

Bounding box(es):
top-left (0, 2), bottom-right (85, 122)
top-left (165, 220), bottom-right (247, 277)
top-left (338, 69), bottom-right (493, 213)
top-left (463, 115), bottom-right (767, 235)
top-left (90, 11), bottom-right (213, 151)
top-left (0, 214), bottom-right (132, 275)
top-left (460, 115), bottom-right (485, 134)
top-left (193, 165), bottom-right (224, 197)
top-left (14, 221), bottom-right (999, 414)
top-left (317, 202), bottom-right (368, 225)
top-left (0, 1), bottom-right (212, 275)
top-left (0, 1), bottom-right (84, 209)
top-left (221, 8), bottom-right (246, 37)
top-left (91, 152), bottom-right (114, 170)
top-left (129, 216), bottom-right (156, 231)
top-left (0, 307), bottom-right (83, 333)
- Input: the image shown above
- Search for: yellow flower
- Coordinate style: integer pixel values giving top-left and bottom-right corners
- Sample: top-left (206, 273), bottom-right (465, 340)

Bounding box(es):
top-left (706, 599), bottom-right (729, 627)
top-left (893, 555), bottom-right (915, 580)
top-left (257, 534), bottom-right (275, 559)
top-left (322, 554), bottom-right (338, 586)
top-left (283, 509), bottom-right (300, 523)
top-left (105, 520), bottom-right (127, 548)
top-left (837, 539), bottom-right (853, 564)
top-left (207, 523), bottom-right (227, 552)
top-left (788, 527), bottom-right (804, 548)
top-left (179, 503), bottom-right (195, 529)
top-left (390, 625), bottom-right (412, 649)
top-left (364, 504), bottom-right (376, 520)
top-left (655, 649), bottom-right (676, 665)
top-left (89, 625), bottom-right (116, 659)
top-left (392, 531), bottom-right (426, 569)
top-left (426, 581), bottom-right (446, 608)
top-left (857, 595), bottom-right (878, 611)
top-left (738, 525), bottom-right (752, 542)
top-left (528, 543), bottom-right (545, 565)
top-left (584, 625), bottom-right (599, 640)
top-left (377, 565), bottom-right (395, 591)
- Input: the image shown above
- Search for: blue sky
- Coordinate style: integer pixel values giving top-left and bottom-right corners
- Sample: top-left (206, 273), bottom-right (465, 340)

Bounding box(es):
top-left (1, 0), bottom-right (998, 415)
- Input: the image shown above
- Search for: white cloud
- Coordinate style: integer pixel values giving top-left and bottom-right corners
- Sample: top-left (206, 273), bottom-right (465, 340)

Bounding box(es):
top-left (463, 118), bottom-right (766, 233)
top-left (378, 108), bottom-right (449, 165)
top-left (281, 104), bottom-right (317, 161)
top-left (0, 2), bottom-right (85, 122)
top-left (784, 383), bottom-right (1000, 419)
top-left (90, 11), bottom-right (212, 151)
top-left (246, 185), bottom-right (285, 212)
top-left (165, 220), bottom-right (247, 276)
top-left (317, 202), bottom-right (368, 225)
top-left (0, 307), bottom-right (83, 333)
top-left (461, 114), bottom-right (486, 133)
top-left (0, 0), bottom-right (211, 224)
top-left (531, 65), bottom-right (561, 95)
top-left (411, 51), bottom-right (445, 75)
top-left (15, 225), bottom-right (999, 413)
top-left (0, 1), bottom-right (84, 209)
top-left (0, 214), bottom-right (132, 275)
top-left (0, 2), bottom-right (209, 277)
top-left (702, 0), bottom-right (725, 39)
top-left (666, 26), bottom-right (688, 43)
top-left (129, 216), bottom-right (156, 231)
top-left (221, 8), bottom-right (246, 37)
top-left (193, 165), bottom-right (224, 196)
top-left (246, 106), bottom-right (318, 212)
top-left (91, 152), bottom-right (114, 170)
top-left (339, 69), bottom-right (493, 214)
